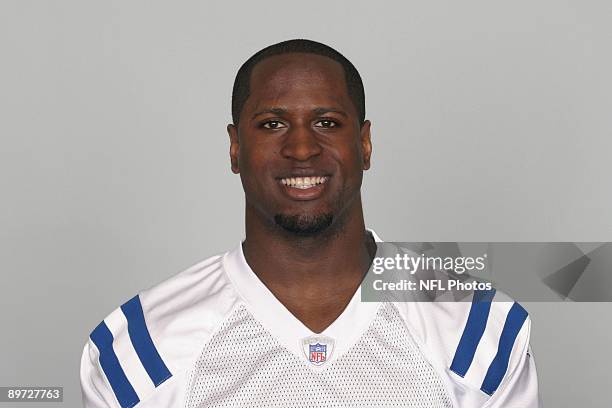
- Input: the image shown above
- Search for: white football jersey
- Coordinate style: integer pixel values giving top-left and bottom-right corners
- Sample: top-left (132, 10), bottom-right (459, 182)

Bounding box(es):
top-left (80, 232), bottom-right (540, 407)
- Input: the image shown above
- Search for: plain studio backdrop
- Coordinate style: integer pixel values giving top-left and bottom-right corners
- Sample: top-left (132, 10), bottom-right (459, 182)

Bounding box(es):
top-left (1, 1), bottom-right (611, 407)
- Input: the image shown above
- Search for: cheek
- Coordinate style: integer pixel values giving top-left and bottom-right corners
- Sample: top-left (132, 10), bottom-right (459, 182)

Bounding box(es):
top-left (239, 142), bottom-right (262, 173)
top-left (239, 137), bottom-right (279, 166)
top-left (334, 143), bottom-right (364, 177)
top-left (238, 146), bottom-right (278, 188)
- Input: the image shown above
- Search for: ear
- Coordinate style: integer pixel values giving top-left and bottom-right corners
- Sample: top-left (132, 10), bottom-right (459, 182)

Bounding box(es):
top-left (227, 124), bottom-right (240, 174)
top-left (360, 120), bottom-right (372, 170)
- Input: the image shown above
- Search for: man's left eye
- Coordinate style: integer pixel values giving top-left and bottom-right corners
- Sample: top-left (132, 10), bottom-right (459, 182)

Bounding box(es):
top-left (314, 119), bottom-right (338, 128)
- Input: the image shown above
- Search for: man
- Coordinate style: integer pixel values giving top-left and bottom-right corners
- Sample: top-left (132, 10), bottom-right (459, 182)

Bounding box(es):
top-left (80, 39), bottom-right (540, 407)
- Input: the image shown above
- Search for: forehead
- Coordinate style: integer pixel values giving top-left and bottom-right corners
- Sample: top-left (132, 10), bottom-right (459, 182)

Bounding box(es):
top-left (246, 53), bottom-right (353, 113)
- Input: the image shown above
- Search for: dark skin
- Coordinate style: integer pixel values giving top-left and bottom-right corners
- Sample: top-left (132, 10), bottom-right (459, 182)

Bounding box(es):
top-left (227, 53), bottom-right (376, 333)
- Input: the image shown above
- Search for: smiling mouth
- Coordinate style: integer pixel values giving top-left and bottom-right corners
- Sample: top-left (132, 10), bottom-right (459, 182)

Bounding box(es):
top-left (279, 176), bottom-right (329, 189)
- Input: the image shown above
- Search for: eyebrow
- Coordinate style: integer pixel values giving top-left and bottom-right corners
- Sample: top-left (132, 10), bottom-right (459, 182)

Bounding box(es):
top-left (251, 107), bottom-right (348, 120)
top-left (313, 107), bottom-right (348, 118)
top-left (251, 107), bottom-right (288, 120)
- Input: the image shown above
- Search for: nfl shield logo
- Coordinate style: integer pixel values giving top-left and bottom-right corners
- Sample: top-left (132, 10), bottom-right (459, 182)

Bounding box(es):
top-left (309, 343), bottom-right (327, 364)
top-left (301, 336), bottom-right (335, 366)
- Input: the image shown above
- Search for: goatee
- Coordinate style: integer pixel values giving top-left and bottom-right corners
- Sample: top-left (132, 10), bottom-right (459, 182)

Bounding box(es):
top-left (274, 213), bottom-right (334, 236)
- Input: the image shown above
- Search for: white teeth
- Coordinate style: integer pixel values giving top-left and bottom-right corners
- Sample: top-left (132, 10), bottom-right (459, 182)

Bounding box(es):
top-left (280, 176), bottom-right (328, 189)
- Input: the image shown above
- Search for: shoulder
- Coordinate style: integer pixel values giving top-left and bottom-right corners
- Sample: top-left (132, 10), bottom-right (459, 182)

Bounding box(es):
top-left (394, 289), bottom-right (538, 406)
top-left (80, 251), bottom-right (241, 408)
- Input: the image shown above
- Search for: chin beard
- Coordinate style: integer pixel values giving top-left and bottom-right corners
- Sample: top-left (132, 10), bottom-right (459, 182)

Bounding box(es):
top-left (274, 212), bottom-right (334, 236)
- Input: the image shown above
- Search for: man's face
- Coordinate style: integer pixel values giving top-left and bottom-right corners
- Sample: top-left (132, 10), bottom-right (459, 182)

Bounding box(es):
top-left (228, 53), bottom-right (372, 235)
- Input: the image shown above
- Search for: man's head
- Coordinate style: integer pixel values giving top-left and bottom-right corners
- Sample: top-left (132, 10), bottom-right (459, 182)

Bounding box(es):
top-left (227, 39), bottom-right (372, 237)
top-left (231, 39), bottom-right (366, 127)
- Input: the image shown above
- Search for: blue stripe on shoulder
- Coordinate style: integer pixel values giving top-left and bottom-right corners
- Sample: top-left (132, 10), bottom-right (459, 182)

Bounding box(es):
top-left (90, 321), bottom-right (140, 408)
top-left (120, 295), bottom-right (172, 387)
top-left (480, 302), bottom-right (528, 395)
top-left (450, 288), bottom-right (496, 377)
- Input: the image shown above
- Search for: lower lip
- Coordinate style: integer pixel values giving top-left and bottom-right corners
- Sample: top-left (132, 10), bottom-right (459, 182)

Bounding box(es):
top-left (279, 180), bottom-right (328, 200)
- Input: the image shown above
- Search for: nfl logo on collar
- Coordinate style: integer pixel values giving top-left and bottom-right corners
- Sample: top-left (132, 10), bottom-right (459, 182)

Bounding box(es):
top-left (310, 343), bottom-right (326, 364)
top-left (301, 336), bottom-right (335, 366)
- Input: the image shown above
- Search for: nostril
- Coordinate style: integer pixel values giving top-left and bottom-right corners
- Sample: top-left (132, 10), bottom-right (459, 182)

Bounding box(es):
top-left (280, 133), bottom-right (323, 160)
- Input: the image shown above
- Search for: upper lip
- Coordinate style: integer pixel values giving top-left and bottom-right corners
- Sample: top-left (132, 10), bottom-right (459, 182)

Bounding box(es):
top-left (276, 169), bottom-right (330, 179)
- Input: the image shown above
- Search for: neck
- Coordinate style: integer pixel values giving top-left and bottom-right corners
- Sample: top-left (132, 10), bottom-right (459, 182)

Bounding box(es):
top-left (243, 197), bottom-right (374, 288)
top-left (241, 197), bottom-right (376, 332)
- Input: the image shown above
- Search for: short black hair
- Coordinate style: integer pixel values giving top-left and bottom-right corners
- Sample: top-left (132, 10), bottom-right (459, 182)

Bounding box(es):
top-left (231, 39), bottom-right (365, 125)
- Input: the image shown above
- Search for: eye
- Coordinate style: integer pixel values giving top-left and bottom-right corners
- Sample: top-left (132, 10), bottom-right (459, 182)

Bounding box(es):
top-left (314, 119), bottom-right (338, 128)
top-left (261, 120), bottom-right (287, 129)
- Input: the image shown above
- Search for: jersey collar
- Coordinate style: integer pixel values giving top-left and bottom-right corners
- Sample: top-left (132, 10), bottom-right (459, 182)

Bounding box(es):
top-left (222, 229), bottom-right (383, 367)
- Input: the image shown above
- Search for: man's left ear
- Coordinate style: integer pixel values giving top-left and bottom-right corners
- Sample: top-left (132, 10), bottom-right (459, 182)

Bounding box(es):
top-left (360, 120), bottom-right (372, 170)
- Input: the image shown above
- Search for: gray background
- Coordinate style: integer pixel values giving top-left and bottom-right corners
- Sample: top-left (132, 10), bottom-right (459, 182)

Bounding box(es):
top-left (1, 1), bottom-right (611, 406)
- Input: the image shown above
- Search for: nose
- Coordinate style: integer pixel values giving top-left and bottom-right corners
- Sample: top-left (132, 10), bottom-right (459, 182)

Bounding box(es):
top-left (280, 123), bottom-right (322, 162)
